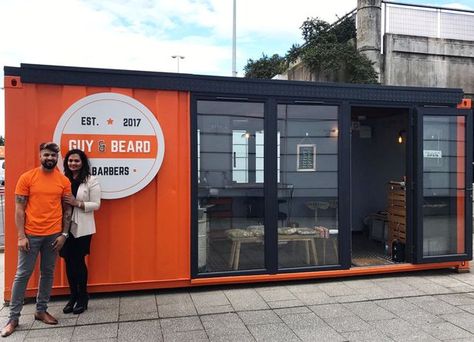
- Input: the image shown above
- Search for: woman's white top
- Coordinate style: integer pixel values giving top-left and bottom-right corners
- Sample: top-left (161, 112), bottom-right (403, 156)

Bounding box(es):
top-left (70, 176), bottom-right (101, 238)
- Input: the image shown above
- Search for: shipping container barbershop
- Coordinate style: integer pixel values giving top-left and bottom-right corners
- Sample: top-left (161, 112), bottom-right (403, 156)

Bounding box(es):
top-left (3, 63), bottom-right (473, 300)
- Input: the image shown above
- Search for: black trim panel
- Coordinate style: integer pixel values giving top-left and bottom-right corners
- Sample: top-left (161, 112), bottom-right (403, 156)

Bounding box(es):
top-left (4, 63), bottom-right (464, 106)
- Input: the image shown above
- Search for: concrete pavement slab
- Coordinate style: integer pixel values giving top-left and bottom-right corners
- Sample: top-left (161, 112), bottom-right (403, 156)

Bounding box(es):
top-left (237, 310), bottom-right (282, 325)
top-left (246, 322), bottom-right (300, 342)
top-left (71, 322), bottom-right (118, 340)
top-left (223, 289), bottom-right (269, 311)
top-left (421, 321), bottom-right (473, 340)
top-left (117, 320), bottom-right (162, 341)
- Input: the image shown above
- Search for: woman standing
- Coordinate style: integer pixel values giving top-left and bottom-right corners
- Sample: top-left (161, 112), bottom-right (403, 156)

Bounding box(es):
top-left (60, 149), bottom-right (101, 314)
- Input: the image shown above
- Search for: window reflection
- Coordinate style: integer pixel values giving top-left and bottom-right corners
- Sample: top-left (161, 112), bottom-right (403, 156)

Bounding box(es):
top-left (277, 104), bottom-right (339, 268)
top-left (197, 101), bottom-right (265, 272)
top-left (423, 116), bottom-right (466, 256)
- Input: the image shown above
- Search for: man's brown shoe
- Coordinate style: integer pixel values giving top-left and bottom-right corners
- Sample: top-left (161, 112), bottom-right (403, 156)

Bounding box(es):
top-left (34, 311), bottom-right (58, 325)
top-left (1, 319), bottom-right (18, 337)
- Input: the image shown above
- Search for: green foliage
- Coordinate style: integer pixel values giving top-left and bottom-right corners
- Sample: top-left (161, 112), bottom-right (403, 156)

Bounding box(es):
top-left (244, 16), bottom-right (378, 83)
top-left (294, 16), bottom-right (378, 84)
top-left (244, 53), bottom-right (286, 79)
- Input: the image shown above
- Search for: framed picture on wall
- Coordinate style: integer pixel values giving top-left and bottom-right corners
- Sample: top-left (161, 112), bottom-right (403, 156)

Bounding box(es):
top-left (297, 144), bottom-right (316, 171)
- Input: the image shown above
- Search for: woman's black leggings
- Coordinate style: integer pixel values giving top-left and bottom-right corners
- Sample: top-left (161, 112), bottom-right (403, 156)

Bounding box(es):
top-left (65, 253), bottom-right (88, 301)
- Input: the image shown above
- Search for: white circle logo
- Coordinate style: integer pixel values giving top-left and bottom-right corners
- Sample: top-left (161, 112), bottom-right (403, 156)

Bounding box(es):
top-left (53, 93), bottom-right (165, 199)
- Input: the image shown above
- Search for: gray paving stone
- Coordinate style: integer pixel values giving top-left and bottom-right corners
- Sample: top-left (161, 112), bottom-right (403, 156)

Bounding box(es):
top-left (284, 283), bottom-right (322, 294)
top-left (191, 291), bottom-right (230, 307)
top-left (459, 304), bottom-right (474, 314)
top-left (344, 301), bottom-right (396, 321)
top-left (442, 312), bottom-right (474, 333)
top-left (76, 308), bottom-right (119, 325)
top-left (1, 315), bottom-right (34, 331)
top-left (324, 314), bottom-right (372, 333)
top-left (25, 326), bottom-right (74, 339)
top-left (88, 296), bottom-right (120, 309)
top-left (375, 298), bottom-right (422, 314)
top-left (24, 337), bottom-right (71, 342)
top-left (72, 322), bottom-right (118, 340)
top-left (163, 330), bottom-right (209, 342)
top-left (278, 312), bottom-right (326, 330)
top-left (391, 331), bottom-right (441, 341)
top-left (291, 290), bottom-right (335, 305)
top-left (31, 316), bottom-right (78, 329)
top-left (309, 303), bottom-right (354, 319)
top-left (158, 302), bottom-right (197, 318)
top-left (0, 330), bottom-right (28, 342)
top-left (343, 279), bottom-right (378, 290)
top-left (247, 322), bottom-right (300, 342)
top-left (438, 294), bottom-right (474, 306)
top-left (371, 318), bottom-right (425, 338)
top-left (295, 326), bottom-right (346, 342)
top-left (208, 332), bottom-right (254, 342)
top-left (201, 313), bottom-right (248, 336)
top-left (238, 310), bottom-right (282, 325)
top-left (195, 304), bottom-right (234, 315)
top-left (119, 311), bottom-right (159, 321)
top-left (399, 308), bottom-right (444, 326)
top-left (317, 283), bottom-right (354, 297)
top-left (411, 298), bottom-right (463, 315)
top-left (156, 292), bottom-right (193, 305)
top-left (224, 289), bottom-right (269, 311)
top-left (118, 320), bottom-right (162, 341)
top-left (266, 299), bottom-right (303, 309)
top-left (413, 283), bottom-right (455, 295)
top-left (256, 288), bottom-right (298, 302)
top-left (273, 306), bottom-right (312, 316)
top-left (119, 294), bottom-right (157, 314)
top-left (160, 316), bottom-right (204, 333)
top-left (334, 294), bottom-right (370, 303)
top-left (341, 329), bottom-right (393, 342)
top-left (421, 322), bottom-right (473, 340)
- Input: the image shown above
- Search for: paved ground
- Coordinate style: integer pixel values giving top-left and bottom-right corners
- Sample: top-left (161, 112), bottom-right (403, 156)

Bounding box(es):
top-left (1, 254), bottom-right (474, 342)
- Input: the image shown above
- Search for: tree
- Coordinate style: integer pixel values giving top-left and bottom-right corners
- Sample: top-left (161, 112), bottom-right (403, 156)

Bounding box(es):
top-left (244, 16), bottom-right (378, 84)
top-left (294, 17), bottom-right (378, 84)
top-left (244, 53), bottom-right (286, 79)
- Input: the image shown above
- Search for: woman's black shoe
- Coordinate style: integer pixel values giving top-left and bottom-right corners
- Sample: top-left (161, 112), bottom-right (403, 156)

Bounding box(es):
top-left (63, 299), bottom-right (76, 314)
top-left (73, 297), bottom-right (88, 314)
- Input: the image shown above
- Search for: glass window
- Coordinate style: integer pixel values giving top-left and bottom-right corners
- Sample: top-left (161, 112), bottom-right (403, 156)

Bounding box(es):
top-left (277, 104), bottom-right (339, 268)
top-left (423, 115), bottom-right (466, 256)
top-left (197, 100), bottom-right (265, 272)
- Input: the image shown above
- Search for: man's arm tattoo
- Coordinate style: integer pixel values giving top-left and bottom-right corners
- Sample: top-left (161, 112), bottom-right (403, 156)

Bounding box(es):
top-left (15, 195), bottom-right (28, 204)
top-left (62, 204), bottom-right (72, 231)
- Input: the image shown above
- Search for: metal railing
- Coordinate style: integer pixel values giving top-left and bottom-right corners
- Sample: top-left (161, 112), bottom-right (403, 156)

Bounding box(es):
top-left (383, 1), bottom-right (474, 41)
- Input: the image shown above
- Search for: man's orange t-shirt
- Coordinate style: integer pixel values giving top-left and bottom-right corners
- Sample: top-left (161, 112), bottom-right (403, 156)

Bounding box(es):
top-left (15, 167), bottom-right (72, 236)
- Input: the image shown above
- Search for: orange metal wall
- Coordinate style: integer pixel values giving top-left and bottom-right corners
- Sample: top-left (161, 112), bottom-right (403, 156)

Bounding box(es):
top-left (4, 76), bottom-right (191, 299)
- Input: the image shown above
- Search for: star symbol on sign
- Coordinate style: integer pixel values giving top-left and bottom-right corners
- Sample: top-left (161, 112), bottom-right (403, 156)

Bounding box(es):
top-left (106, 118), bottom-right (114, 125)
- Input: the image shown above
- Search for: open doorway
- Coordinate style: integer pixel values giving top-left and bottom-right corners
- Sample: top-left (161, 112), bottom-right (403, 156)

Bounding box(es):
top-left (351, 106), bottom-right (409, 267)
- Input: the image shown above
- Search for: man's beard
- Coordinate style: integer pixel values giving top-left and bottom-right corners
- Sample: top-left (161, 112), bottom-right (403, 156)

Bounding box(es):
top-left (41, 159), bottom-right (57, 170)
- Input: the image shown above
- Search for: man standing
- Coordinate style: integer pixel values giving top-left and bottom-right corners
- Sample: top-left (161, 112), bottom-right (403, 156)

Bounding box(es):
top-left (1, 142), bottom-right (72, 337)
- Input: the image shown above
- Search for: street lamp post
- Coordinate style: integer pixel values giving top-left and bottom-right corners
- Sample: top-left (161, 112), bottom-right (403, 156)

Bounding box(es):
top-left (171, 55), bottom-right (185, 73)
top-left (232, 0), bottom-right (237, 77)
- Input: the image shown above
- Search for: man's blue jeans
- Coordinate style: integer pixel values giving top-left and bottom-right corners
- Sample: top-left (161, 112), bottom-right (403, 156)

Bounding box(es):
top-left (9, 233), bottom-right (60, 320)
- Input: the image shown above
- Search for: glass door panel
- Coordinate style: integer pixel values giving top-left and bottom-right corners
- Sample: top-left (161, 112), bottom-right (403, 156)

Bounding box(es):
top-left (415, 107), bottom-right (472, 263)
top-left (422, 115), bottom-right (466, 256)
top-left (277, 104), bottom-right (339, 268)
top-left (197, 100), bottom-right (265, 272)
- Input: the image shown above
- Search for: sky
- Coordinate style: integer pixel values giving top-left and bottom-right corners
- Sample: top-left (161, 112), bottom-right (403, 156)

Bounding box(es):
top-left (1, 0), bottom-right (473, 136)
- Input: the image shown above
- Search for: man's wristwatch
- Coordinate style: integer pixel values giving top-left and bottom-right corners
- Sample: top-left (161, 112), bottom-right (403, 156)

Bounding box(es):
top-left (61, 232), bottom-right (69, 238)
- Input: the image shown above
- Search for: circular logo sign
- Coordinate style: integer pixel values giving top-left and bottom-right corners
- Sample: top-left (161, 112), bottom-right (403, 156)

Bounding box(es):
top-left (53, 93), bottom-right (165, 199)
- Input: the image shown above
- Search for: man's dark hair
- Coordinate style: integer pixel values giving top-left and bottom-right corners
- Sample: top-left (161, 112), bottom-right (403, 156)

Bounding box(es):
top-left (63, 149), bottom-right (91, 184)
top-left (39, 142), bottom-right (60, 153)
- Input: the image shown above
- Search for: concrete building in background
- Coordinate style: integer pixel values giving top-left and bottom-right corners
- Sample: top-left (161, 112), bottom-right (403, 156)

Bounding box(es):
top-left (284, 0), bottom-right (474, 96)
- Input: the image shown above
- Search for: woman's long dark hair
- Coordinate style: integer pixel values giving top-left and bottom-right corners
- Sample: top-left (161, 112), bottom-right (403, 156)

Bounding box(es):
top-left (63, 149), bottom-right (91, 183)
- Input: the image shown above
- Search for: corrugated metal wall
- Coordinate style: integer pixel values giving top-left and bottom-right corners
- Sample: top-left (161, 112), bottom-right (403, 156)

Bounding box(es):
top-left (4, 76), bottom-right (191, 299)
